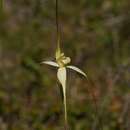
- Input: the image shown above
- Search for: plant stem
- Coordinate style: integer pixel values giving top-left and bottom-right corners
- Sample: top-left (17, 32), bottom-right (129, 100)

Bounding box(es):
top-left (56, 0), bottom-right (60, 52)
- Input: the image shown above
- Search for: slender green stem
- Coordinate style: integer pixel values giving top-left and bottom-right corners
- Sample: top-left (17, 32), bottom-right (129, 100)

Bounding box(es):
top-left (56, 0), bottom-right (60, 51)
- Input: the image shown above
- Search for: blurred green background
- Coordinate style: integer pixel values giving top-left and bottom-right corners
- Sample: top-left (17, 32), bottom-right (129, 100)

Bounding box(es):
top-left (0, 0), bottom-right (130, 130)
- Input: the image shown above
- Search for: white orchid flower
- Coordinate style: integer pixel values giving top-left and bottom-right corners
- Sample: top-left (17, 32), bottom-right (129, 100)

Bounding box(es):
top-left (42, 48), bottom-right (87, 123)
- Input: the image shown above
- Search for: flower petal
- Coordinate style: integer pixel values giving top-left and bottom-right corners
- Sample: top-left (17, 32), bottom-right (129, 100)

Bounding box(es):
top-left (42, 61), bottom-right (59, 67)
top-left (67, 65), bottom-right (87, 78)
top-left (57, 67), bottom-right (67, 123)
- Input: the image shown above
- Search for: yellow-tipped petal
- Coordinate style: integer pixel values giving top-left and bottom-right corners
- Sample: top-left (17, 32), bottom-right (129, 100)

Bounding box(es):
top-left (67, 65), bottom-right (87, 78)
top-left (57, 67), bottom-right (67, 124)
top-left (42, 61), bottom-right (59, 67)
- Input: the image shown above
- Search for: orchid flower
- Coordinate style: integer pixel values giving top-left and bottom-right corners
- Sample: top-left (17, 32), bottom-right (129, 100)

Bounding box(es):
top-left (42, 0), bottom-right (87, 125)
top-left (42, 46), bottom-right (87, 124)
